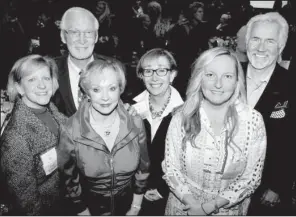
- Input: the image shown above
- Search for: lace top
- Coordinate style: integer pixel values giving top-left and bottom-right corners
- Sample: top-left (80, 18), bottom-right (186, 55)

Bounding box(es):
top-left (162, 102), bottom-right (267, 215)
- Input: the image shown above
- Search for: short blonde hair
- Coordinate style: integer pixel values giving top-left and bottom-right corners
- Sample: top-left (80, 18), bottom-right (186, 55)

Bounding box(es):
top-left (80, 58), bottom-right (126, 95)
top-left (7, 54), bottom-right (59, 102)
top-left (136, 48), bottom-right (177, 78)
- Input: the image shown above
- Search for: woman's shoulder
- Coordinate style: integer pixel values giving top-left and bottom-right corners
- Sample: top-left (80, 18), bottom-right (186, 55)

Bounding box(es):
top-left (49, 102), bottom-right (68, 124)
top-left (170, 109), bottom-right (183, 125)
top-left (1, 118), bottom-right (26, 149)
top-left (130, 113), bottom-right (145, 129)
top-left (237, 103), bottom-right (264, 123)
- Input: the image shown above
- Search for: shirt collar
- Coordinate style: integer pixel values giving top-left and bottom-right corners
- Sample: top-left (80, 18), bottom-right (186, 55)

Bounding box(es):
top-left (247, 63), bottom-right (275, 84)
top-left (133, 86), bottom-right (184, 119)
top-left (200, 99), bottom-right (245, 134)
top-left (68, 55), bottom-right (95, 74)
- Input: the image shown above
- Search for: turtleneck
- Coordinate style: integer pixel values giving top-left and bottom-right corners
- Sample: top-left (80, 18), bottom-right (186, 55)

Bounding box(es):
top-left (30, 106), bottom-right (59, 136)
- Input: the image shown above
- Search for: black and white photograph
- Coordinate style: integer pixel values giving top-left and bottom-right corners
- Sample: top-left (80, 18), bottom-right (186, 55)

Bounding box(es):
top-left (0, 0), bottom-right (294, 215)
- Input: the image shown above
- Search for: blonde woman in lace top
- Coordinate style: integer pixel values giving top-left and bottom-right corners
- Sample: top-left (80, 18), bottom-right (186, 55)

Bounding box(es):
top-left (162, 47), bottom-right (267, 215)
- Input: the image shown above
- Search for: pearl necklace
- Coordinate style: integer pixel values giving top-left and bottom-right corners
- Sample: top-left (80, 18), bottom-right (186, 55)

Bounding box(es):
top-left (149, 88), bottom-right (171, 119)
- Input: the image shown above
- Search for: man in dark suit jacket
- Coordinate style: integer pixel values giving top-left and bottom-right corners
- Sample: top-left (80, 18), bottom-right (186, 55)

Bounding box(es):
top-left (244, 12), bottom-right (293, 215)
top-left (52, 7), bottom-right (110, 117)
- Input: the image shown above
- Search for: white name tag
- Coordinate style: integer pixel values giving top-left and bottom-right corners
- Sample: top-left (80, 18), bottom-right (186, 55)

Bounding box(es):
top-left (40, 147), bottom-right (57, 175)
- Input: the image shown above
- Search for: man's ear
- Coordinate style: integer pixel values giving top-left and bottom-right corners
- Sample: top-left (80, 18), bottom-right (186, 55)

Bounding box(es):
top-left (60, 30), bottom-right (66, 44)
top-left (170, 70), bottom-right (177, 83)
top-left (279, 45), bottom-right (285, 55)
top-left (95, 31), bottom-right (98, 43)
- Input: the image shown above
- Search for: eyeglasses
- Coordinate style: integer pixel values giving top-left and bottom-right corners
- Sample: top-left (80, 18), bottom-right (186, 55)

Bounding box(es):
top-left (142, 68), bottom-right (171, 77)
top-left (64, 30), bottom-right (96, 39)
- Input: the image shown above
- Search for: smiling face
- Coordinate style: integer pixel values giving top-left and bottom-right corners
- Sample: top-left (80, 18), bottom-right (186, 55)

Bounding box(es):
top-left (141, 56), bottom-right (176, 97)
top-left (17, 66), bottom-right (53, 109)
top-left (201, 55), bottom-right (237, 106)
top-left (61, 11), bottom-right (98, 61)
top-left (247, 21), bottom-right (280, 70)
top-left (88, 68), bottom-right (121, 116)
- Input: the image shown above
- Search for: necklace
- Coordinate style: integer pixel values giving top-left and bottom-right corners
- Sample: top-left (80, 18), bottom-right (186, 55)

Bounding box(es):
top-left (91, 108), bottom-right (117, 137)
top-left (149, 87), bottom-right (171, 119)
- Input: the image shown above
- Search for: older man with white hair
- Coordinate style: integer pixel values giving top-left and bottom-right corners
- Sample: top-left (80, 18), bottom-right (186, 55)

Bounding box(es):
top-left (52, 7), bottom-right (110, 117)
top-left (245, 12), bottom-right (292, 215)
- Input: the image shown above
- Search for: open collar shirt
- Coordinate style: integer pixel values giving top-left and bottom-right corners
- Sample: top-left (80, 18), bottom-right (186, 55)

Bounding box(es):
top-left (246, 64), bottom-right (274, 108)
top-left (133, 86), bottom-right (184, 141)
top-left (67, 55), bottom-right (94, 109)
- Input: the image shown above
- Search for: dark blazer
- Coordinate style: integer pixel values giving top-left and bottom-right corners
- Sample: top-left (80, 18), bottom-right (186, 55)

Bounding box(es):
top-left (52, 53), bottom-right (111, 117)
top-left (247, 64), bottom-right (292, 199)
top-left (139, 113), bottom-right (172, 216)
top-left (0, 99), bottom-right (67, 215)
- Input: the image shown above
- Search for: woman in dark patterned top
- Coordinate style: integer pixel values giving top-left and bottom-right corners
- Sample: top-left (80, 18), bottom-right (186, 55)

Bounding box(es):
top-left (0, 55), bottom-right (67, 215)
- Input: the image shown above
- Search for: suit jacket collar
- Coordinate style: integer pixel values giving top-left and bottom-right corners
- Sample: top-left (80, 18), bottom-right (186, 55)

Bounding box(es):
top-left (254, 63), bottom-right (286, 111)
top-left (57, 55), bottom-right (77, 115)
top-left (55, 53), bottom-right (112, 116)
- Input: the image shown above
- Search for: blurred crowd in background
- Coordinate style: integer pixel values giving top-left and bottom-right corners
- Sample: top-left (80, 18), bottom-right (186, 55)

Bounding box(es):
top-left (1, 0), bottom-right (295, 94)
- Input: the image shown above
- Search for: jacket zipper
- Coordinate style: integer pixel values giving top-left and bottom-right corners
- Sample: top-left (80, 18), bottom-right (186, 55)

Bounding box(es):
top-left (110, 155), bottom-right (115, 215)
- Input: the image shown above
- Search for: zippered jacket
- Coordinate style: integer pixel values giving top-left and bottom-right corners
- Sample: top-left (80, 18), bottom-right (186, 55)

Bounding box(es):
top-left (57, 99), bottom-right (150, 214)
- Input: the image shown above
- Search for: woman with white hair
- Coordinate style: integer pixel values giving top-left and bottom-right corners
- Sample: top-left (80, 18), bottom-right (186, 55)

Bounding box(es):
top-left (0, 55), bottom-right (68, 215)
top-left (162, 47), bottom-right (267, 215)
top-left (57, 58), bottom-right (150, 215)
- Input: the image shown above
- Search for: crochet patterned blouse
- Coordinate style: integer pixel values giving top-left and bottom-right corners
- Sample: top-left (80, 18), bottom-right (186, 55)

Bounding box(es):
top-left (162, 102), bottom-right (267, 215)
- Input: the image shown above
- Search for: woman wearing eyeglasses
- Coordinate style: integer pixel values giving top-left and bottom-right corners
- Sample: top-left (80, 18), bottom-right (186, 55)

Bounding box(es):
top-left (132, 48), bottom-right (184, 215)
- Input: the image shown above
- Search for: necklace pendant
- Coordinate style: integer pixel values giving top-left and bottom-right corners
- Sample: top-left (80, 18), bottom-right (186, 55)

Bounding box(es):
top-left (104, 130), bottom-right (111, 136)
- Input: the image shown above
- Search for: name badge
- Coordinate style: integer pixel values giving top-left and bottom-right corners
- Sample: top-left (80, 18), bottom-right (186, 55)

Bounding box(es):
top-left (40, 147), bottom-right (57, 175)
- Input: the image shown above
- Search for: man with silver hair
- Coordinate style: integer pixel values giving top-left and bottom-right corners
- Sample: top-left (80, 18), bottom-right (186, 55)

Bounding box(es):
top-left (245, 12), bottom-right (292, 215)
top-left (52, 7), bottom-right (110, 117)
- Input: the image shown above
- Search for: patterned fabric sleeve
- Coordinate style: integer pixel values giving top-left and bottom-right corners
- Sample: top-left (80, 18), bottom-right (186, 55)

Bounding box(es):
top-left (57, 126), bottom-right (87, 213)
top-left (134, 116), bottom-right (150, 194)
top-left (0, 132), bottom-right (42, 215)
top-left (162, 113), bottom-right (191, 201)
top-left (219, 111), bottom-right (267, 207)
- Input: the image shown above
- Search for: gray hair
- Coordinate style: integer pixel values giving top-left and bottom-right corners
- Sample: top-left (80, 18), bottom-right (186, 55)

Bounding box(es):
top-left (7, 55), bottom-right (59, 102)
top-left (245, 12), bottom-right (289, 52)
top-left (60, 7), bottom-right (99, 30)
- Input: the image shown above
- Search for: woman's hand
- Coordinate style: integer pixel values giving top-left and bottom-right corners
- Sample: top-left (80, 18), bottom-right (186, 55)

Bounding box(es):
top-left (126, 206), bottom-right (140, 215)
top-left (144, 189), bottom-right (162, 201)
top-left (183, 203), bottom-right (207, 216)
top-left (124, 103), bottom-right (138, 116)
top-left (182, 195), bottom-right (209, 215)
top-left (77, 208), bottom-right (91, 216)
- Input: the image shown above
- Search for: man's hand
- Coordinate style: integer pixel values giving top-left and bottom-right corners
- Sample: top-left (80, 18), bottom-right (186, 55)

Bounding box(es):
top-left (260, 189), bottom-right (280, 207)
top-left (77, 208), bottom-right (91, 215)
top-left (144, 189), bottom-right (162, 201)
top-left (123, 103), bottom-right (138, 116)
